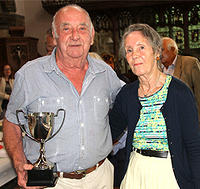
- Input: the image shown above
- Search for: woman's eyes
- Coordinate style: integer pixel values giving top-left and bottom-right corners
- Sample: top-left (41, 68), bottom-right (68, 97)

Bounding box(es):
top-left (126, 45), bottom-right (145, 54)
top-left (139, 45), bottom-right (145, 50)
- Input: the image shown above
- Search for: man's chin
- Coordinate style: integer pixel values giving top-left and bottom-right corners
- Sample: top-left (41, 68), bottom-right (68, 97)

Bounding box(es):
top-left (67, 53), bottom-right (83, 59)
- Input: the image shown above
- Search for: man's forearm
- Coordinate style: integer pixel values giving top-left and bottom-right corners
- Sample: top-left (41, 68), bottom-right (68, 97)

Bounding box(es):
top-left (3, 119), bottom-right (27, 171)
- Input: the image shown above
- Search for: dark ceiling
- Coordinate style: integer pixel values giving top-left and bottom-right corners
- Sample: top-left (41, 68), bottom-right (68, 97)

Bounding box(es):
top-left (41, 0), bottom-right (200, 15)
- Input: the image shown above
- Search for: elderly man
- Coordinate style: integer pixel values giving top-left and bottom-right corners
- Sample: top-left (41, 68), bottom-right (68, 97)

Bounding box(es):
top-left (3, 4), bottom-right (122, 189)
top-left (161, 37), bottom-right (200, 126)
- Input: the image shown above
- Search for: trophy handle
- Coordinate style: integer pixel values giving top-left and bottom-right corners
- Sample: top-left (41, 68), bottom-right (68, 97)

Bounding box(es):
top-left (16, 110), bottom-right (38, 142)
top-left (47, 108), bottom-right (66, 141)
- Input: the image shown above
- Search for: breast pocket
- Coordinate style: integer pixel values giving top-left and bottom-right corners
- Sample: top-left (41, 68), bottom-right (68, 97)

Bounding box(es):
top-left (93, 96), bottom-right (110, 121)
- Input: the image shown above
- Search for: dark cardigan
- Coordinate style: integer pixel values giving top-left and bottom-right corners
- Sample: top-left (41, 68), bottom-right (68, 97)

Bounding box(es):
top-left (109, 77), bottom-right (200, 189)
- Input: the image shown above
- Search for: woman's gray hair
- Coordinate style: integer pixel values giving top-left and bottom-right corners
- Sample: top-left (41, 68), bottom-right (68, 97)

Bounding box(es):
top-left (52, 4), bottom-right (94, 39)
top-left (120, 23), bottom-right (162, 70)
top-left (120, 23), bottom-right (162, 57)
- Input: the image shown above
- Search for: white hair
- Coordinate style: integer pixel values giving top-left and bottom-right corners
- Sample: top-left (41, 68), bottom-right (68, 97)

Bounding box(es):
top-left (162, 37), bottom-right (178, 54)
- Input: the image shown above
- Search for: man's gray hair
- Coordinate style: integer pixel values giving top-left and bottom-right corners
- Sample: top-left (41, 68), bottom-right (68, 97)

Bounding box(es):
top-left (162, 37), bottom-right (178, 54)
top-left (52, 4), bottom-right (94, 39)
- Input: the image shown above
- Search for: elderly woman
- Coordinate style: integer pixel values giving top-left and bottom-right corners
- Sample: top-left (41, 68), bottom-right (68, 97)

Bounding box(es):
top-left (109, 23), bottom-right (200, 189)
top-left (0, 64), bottom-right (14, 119)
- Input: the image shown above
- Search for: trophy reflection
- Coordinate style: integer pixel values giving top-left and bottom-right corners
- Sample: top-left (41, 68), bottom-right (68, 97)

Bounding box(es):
top-left (16, 109), bottom-right (65, 187)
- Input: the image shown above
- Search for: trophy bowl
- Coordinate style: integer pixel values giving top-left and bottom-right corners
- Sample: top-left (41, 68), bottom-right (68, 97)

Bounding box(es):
top-left (16, 109), bottom-right (65, 187)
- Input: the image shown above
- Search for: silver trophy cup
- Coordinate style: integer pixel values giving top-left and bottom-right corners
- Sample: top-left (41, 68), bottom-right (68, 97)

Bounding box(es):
top-left (16, 109), bottom-right (66, 187)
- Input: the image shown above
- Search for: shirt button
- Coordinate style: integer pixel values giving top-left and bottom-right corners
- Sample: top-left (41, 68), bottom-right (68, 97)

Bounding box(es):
top-left (75, 163), bottom-right (78, 167)
top-left (80, 123), bottom-right (84, 127)
top-left (81, 146), bottom-right (85, 150)
top-left (80, 100), bottom-right (82, 104)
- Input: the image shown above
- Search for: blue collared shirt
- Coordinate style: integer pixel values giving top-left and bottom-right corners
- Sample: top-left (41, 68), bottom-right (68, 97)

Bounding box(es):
top-left (6, 49), bottom-right (122, 172)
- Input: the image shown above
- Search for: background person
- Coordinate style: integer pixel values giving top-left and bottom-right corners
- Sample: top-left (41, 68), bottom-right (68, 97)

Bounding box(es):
top-left (3, 4), bottom-right (122, 189)
top-left (0, 64), bottom-right (14, 119)
top-left (109, 24), bottom-right (200, 189)
top-left (161, 37), bottom-right (200, 126)
top-left (45, 28), bottom-right (56, 55)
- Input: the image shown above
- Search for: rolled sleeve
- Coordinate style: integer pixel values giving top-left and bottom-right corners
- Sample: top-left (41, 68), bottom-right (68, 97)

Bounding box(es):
top-left (6, 71), bottom-right (27, 125)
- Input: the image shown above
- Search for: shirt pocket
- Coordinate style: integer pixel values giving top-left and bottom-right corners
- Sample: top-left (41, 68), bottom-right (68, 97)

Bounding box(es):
top-left (26, 96), bottom-right (65, 132)
top-left (93, 96), bottom-right (110, 121)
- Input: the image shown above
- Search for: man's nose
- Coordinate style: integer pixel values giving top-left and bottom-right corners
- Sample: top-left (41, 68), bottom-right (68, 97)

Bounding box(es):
top-left (71, 29), bottom-right (80, 40)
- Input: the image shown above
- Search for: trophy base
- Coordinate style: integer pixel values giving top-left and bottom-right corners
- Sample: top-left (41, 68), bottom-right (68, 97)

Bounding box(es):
top-left (27, 169), bottom-right (58, 187)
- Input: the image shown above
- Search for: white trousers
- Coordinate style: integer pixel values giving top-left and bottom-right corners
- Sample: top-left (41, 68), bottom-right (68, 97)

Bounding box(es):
top-left (120, 151), bottom-right (180, 189)
top-left (46, 158), bottom-right (114, 189)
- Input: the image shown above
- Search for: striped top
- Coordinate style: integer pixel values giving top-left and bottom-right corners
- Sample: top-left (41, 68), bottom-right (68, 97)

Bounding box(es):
top-left (132, 75), bottom-right (172, 151)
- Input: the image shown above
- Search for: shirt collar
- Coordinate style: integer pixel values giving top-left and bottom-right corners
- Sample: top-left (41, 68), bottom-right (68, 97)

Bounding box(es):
top-left (43, 48), bottom-right (106, 75)
top-left (171, 55), bottom-right (177, 66)
top-left (161, 55), bottom-right (177, 70)
top-left (167, 55), bottom-right (177, 70)
top-left (87, 54), bottom-right (106, 75)
top-left (43, 48), bottom-right (57, 73)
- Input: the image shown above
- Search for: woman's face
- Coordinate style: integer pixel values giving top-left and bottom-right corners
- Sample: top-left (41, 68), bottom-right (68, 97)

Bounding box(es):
top-left (3, 65), bottom-right (12, 77)
top-left (124, 31), bottom-right (158, 77)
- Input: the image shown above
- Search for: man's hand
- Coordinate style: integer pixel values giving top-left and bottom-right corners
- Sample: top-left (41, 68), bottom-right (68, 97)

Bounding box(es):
top-left (3, 119), bottom-right (44, 189)
top-left (16, 162), bottom-right (43, 189)
top-left (16, 162), bottom-right (31, 188)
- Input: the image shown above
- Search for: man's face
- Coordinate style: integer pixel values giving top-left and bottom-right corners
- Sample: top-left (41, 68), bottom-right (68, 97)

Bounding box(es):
top-left (54, 7), bottom-right (94, 59)
top-left (161, 39), bottom-right (174, 67)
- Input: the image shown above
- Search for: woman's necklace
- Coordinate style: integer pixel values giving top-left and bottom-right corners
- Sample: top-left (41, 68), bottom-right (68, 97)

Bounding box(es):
top-left (140, 73), bottom-right (161, 97)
